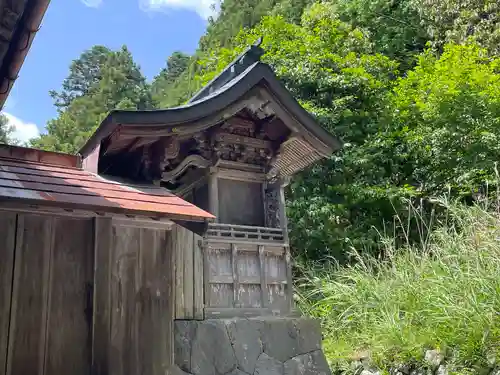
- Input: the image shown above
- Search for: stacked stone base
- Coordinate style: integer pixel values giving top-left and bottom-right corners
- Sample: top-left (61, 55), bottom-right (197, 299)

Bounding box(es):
top-left (173, 317), bottom-right (331, 375)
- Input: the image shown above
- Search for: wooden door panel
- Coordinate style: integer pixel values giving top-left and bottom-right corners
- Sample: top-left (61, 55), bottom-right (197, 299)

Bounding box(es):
top-left (44, 217), bottom-right (93, 375)
top-left (110, 225), bottom-right (140, 375)
top-left (6, 214), bottom-right (52, 375)
top-left (109, 222), bottom-right (174, 375)
top-left (137, 228), bottom-right (173, 375)
top-left (5, 213), bottom-right (93, 375)
top-left (0, 212), bottom-right (17, 375)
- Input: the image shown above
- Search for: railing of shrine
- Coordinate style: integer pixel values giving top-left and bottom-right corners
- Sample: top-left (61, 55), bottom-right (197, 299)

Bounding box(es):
top-left (173, 223), bottom-right (293, 320)
top-left (205, 223), bottom-right (285, 243)
top-left (201, 223), bottom-right (293, 318)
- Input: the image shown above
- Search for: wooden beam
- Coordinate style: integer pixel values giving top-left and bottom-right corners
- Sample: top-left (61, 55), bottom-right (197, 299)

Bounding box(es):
top-left (259, 245), bottom-right (269, 308)
top-left (183, 230), bottom-right (194, 319)
top-left (278, 181), bottom-right (289, 244)
top-left (204, 307), bottom-right (273, 319)
top-left (193, 237), bottom-right (204, 320)
top-left (208, 168), bottom-right (219, 219)
top-left (161, 154), bottom-right (211, 182)
top-left (217, 168), bottom-right (266, 183)
top-left (231, 244), bottom-right (240, 308)
top-left (92, 216), bottom-right (113, 375)
top-left (203, 244), bottom-right (211, 319)
top-left (285, 245), bottom-right (294, 313)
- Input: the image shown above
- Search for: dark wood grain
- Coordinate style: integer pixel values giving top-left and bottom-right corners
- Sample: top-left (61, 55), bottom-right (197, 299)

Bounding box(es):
top-left (0, 212), bottom-right (16, 375)
top-left (43, 217), bottom-right (93, 375)
top-left (92, 216), bottom-right (113, 375)
top-left (110, 225), bottom-right (140, 375)
top-left (137, 228), bottom-right (174, 375)
top-left (6, 214), bottom-right (52, 375)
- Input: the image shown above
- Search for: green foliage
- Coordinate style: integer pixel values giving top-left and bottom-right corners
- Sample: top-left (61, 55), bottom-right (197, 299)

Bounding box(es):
top-left (199, 0), bottom-right (279, 50)
top-left (296, 203), bottom-right (500, 371)
top-left (193, 6), bottom-right (500, 262)
top-left (30, 0), bottom-right (500, 368)
top-left (49, 45), bottom-right (112, 109)
top-left (289, 41), bottom-right (500, 261)
top-left (151, 51), bottom-right (192, 105)
top-left (0, 113), bottom-right (13, 144)
top-left (190, 6), bottom-right (405, 260)
top-left (32, 46), bottom-right (153, 153)
top-left (334, 0), bottom-right (428, 68)
top-left (388, 43), bottom-right (500, 198)
top-left (413, 0), bottom-right (500, 55)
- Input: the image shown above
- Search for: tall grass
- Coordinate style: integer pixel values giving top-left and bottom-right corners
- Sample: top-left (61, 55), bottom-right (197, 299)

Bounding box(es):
top-left (296, 203), bottom-right (500, 373)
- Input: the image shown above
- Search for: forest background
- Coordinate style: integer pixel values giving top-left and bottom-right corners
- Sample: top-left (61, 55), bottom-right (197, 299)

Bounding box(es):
top-left (10, 0), bottom-right (500, 263)
top-left (2, 0), bottom-right (500, 370)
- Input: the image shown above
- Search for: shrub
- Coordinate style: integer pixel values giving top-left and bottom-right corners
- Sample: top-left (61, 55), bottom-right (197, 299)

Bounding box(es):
top-left (297, 202), bottom-right (500, 372)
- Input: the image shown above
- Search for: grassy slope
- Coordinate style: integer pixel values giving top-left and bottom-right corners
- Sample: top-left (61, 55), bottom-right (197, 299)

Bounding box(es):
top-left (297, 204), bottom-right (500, 373)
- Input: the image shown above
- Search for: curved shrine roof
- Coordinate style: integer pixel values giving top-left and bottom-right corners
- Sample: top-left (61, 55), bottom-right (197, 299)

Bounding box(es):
top-left (79, 43), bottom-right (342, 183)
top-left (80, 62), bottom-right (341, 158)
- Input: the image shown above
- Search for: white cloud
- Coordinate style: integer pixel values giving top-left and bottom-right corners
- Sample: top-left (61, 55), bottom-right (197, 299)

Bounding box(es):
top-left (3, 112), bottom-right (40, 145)
top-left (81, 0), bottom-right (103, 8)
top-left (139, 0), bottom-right (219, 19)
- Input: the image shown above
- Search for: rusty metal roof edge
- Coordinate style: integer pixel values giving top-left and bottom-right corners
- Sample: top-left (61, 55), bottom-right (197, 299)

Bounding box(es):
top-left (0, 144), bottom-right (81, 169)
top-left (0, 194), bottom-right (213, 223)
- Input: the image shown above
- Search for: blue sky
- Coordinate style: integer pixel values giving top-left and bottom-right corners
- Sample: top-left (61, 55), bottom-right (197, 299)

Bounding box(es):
top-left (4, 0), bottom-right (211, 143)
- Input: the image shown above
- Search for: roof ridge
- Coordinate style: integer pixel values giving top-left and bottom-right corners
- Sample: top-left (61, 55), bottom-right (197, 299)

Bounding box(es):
top-left (188, 38), bottom-right (264, 103)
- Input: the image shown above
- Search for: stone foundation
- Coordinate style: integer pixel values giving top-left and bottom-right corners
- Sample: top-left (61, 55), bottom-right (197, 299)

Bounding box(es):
top-left (172, 317), bottom-right (331, 375)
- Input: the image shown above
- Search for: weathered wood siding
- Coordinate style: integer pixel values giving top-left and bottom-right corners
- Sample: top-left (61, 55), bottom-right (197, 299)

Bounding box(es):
top-left (0, 210), bottom-right (178, 375)
top-left (203, 241), bottom-right (292, 318)
top-left (0, 212), bottom-right (93, 375)
top-left (94, 218), bottom-right (175, 375)
top-left (172, 225), bottom-right (204, 320)
top-left (0, 212), bottom-right (16, 375)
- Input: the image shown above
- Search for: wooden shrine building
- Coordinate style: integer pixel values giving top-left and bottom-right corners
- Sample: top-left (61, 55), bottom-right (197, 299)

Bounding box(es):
top-left (0, 40), bottom-right (340, 375)
top-left (80, 40), bottom-right (341, 320)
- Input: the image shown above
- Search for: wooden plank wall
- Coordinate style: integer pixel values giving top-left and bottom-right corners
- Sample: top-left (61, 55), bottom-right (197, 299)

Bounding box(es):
top-left (0, 211), bottom-right (178, 375)
top-left (0, 212), bottom-right (17, 375)
top-left (172, 225), bottom-right (204, 320)
top-left (102, 219), bottom-right (175, 375)
top-left (203, 241), bottom-right (291, 318)
top-left (0, 213), bottom-right (93, 375)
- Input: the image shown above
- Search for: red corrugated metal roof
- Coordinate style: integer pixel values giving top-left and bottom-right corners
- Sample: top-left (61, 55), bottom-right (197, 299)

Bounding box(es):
top-left (0, 146), bottom-right (214, 222)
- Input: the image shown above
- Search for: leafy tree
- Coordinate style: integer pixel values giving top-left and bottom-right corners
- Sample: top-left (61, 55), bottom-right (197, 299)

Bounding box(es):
top-left (330, 0), bottom-right (428, 70)
top-left (33, 46), bottom-right (153, 153)
top-left (0, 114), bottom-right (13, 144)
top-left (413, 0), bottom-right (500, 54)
top-left (34, 0), bottom-right (500, 263)
top-left (151, 51), bottom-right (195, 106)
top-left (153, 52), bottom-right (190, 88)
top-left (49, 45), bottom-right (112, 109)
top-left (388, 43), bottom-right (500, 198)
top-left (200, 0), bottom-right (279, 50)
top-left (290, 41), bottom-right (500, 261)
top-left (270, 0), bottom-right (315, 24)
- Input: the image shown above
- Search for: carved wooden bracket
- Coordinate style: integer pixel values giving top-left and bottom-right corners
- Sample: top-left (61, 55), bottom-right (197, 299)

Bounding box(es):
top-left (162, 154), bottom-right (212, 182)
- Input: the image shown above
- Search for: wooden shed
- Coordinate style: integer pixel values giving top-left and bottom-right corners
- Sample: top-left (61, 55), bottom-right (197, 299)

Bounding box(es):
top-left (0, 144), bottom-right (213, 375)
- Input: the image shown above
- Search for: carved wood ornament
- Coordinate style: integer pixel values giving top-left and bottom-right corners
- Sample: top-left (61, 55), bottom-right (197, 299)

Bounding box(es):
top-left (147, 114), bottom-right (285, 184)
top-left (265, 185), bottom-right (281, 228)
